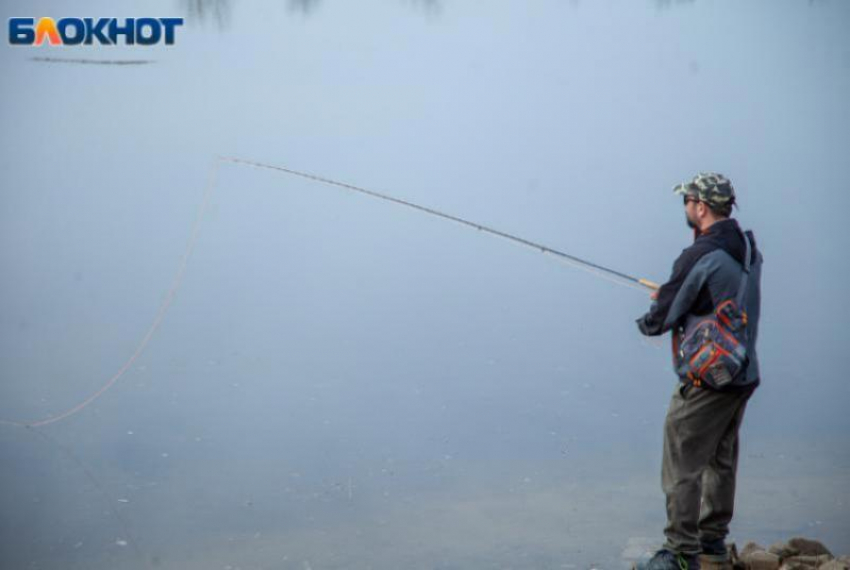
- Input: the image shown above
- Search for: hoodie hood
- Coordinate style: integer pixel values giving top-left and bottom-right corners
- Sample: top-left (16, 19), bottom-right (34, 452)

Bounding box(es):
top-left (698, 218), bottom-right (753, 266)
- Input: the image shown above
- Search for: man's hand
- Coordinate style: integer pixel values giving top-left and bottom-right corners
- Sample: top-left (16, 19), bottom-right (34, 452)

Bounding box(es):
top-left (650, 290), bottom-right (659, 301)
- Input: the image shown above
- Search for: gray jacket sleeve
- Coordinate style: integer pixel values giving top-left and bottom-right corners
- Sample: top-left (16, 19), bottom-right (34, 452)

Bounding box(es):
top-left (636, 243), bottom-right (715, 336)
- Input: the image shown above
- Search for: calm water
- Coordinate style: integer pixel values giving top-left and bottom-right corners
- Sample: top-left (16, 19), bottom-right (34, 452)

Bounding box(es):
top-left (2, 1), bottom-right (849, 568)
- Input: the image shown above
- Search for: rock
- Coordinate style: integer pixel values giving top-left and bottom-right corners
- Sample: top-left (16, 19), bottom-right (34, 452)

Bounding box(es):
top-left (700, 557), bottom-right (733, 570)
top-left (782, 554), bottom-right (832, 568)
top-left (724, 544), bottom-right (741, 570)
top-left (770, 541), bottom-right (800, 559)
top-left (701, 560), bottom-right (733, 570)
top-left (783, 555), bottom-right (833, 567)
top-left (779, 563), bottom-right (813, 570)
top-left (820, 560), bottom-right (850, 570)
top-left (786, 538), bottom-right (833, 558)
top-left (743, 551), bottom-right (781, 570)
top-left (740, 542), bottom-right (767, 559)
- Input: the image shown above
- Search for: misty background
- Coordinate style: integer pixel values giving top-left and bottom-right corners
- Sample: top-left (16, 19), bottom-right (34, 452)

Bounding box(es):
top-left (1, 0), bottom-right (848, 568)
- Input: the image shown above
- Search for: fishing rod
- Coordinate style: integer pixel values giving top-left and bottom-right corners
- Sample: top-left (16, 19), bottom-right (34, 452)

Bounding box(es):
top-left (220, 156), bottom-right (662, 292)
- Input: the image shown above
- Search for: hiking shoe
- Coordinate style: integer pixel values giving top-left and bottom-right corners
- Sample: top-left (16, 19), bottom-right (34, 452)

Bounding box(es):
top-left (634, 549), bottom-right (700, 570)
top-left (699, 538), bottom-right (732, 568)
top-left (700, 538), bottom-right (728, 561)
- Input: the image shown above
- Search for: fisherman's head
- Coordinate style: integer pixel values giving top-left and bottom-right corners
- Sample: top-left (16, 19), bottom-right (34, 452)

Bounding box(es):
top-left (673, 172), bottom-right (736, 232)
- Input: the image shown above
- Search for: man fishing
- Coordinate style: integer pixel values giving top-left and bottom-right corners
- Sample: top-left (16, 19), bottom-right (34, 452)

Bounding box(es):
top-left (634, 173), bottom-right (763, 570)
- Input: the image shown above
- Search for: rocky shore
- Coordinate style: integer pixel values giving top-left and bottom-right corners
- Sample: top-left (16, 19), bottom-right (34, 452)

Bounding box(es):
top-left (705, 537), bottom-right (848, 570)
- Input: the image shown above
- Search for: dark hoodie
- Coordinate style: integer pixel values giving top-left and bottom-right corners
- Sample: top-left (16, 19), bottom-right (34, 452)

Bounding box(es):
top-left (637, 218), bottom-right (763, 389)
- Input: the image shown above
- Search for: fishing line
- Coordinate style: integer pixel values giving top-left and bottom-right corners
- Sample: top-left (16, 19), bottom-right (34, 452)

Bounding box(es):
top-left (0, 160), bottom-right (219, 429)
top-left (0, 156), bottom-right (658, 429)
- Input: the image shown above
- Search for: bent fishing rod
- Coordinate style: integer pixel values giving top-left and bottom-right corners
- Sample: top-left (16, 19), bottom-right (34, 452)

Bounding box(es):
top-left (220, 156), bottom-right (661, 292)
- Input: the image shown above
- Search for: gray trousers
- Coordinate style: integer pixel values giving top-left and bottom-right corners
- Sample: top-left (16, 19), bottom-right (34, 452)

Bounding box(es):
top-left (661, 382), bottom-right (754, 555)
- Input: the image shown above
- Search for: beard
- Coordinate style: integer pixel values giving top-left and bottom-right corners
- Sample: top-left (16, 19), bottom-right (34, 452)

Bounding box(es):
top-left (685, 214), bottom-right (697, 229)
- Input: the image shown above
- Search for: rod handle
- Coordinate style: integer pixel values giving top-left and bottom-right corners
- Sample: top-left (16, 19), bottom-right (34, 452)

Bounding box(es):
top-left (638, 278), bottom-right (661, 291)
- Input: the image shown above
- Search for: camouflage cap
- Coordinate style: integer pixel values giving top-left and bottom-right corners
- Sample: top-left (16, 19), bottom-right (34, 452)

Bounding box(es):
top-left (673, 172), bottom-right (736, 209)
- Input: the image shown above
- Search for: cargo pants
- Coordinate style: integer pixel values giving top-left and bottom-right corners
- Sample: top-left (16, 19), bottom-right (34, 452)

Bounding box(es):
top-left (661, 381), bottom-right (754, 556)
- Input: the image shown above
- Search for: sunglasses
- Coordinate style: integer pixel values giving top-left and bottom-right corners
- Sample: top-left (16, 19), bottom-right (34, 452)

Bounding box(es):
top-left (683, 196), bottom-right (700, 206)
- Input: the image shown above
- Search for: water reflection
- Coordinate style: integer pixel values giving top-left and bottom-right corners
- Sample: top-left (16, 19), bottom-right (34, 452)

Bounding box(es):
top-left (181, 0), bottom-right (442, 24)
top-left (654, 0), bottom-right (696, 9)
top-left (410, 0), bottom-right (442, 16)
top-left (287, 0), bottom-right (322, 15)
top-left (180, 0), bottom-right (230, 28)
top-left (30, 57), bottom-right (155, 66)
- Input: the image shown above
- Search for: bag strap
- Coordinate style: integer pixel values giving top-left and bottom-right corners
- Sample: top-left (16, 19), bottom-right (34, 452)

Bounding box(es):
top-left (735, 230), bottom-right (752, 308)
